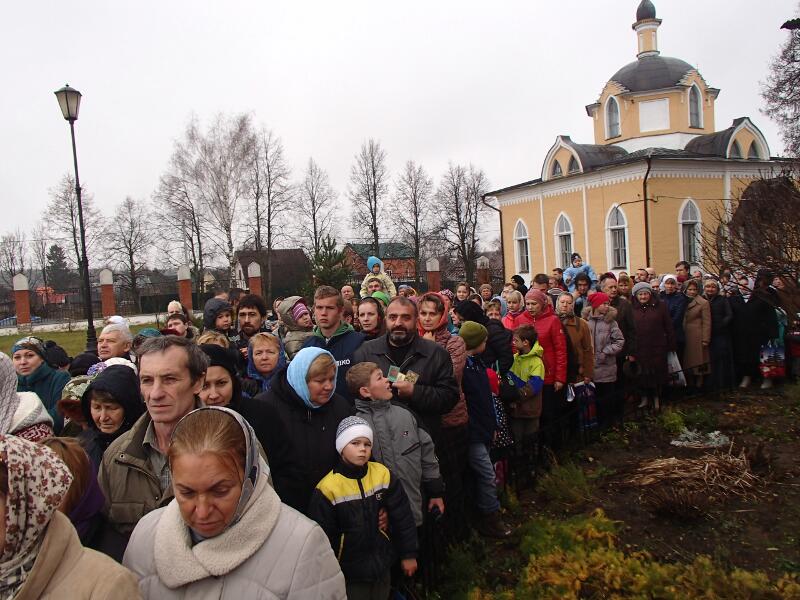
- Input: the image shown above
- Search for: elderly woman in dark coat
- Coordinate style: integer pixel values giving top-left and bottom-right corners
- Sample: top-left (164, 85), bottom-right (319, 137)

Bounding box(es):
top-left (630, 282), bottom-right (675, 410)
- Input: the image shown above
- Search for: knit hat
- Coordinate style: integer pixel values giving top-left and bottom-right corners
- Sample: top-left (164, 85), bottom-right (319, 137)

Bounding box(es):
top-left (371, 291), bottom-right (390, 307)
top-left (588, 292), bottom-right (610, 309)
top-left (335, 416), bottom-right (373, 454)
top-left (10, 337), bottom-right (45, 360)
top-left (440, 289), bottom-right (455, 301)
top-left (459, 321), bottom-right (488, 350)
top-left (291, 302), bottom-right (310, 322)
top-left (524, 288), bottom-right (548, 307)
top-left (571, 253), bottom-right (582, 265)
top-left (632, 282), bottom-right (653, 297)
top-left (68, 352), bottom-right (101, 377)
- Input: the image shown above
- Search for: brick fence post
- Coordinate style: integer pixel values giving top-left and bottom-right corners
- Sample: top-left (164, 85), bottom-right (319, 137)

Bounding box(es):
top-left (13, 274), bottom-right (31, 331)
top-left (426, 258), bottom-right (441, 293)
top-left (99, 269), bottom-right (116, 317)
top-left (177, 266), bottom-right (193, 312)
top-left (476, 256), bottom-right (491, 286)
top-left (247, 262), bottom-right (263, 297)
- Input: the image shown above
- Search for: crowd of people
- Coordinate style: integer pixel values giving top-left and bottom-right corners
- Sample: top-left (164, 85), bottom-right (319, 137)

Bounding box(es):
top-left (3, 252), bottom-right (799, 599)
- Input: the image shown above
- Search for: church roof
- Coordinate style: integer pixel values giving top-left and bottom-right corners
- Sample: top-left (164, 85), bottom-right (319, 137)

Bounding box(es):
top-left (610, 55), bottom-right (694, 93)
top-left (684, 118), bottom-right (746, 156)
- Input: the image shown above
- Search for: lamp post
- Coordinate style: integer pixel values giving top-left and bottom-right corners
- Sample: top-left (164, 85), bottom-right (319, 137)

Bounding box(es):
top-left (54, 84), bottom-right (97, 353)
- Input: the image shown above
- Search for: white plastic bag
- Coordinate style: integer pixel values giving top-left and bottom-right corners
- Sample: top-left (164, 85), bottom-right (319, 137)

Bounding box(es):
top-left (666, 351), bottom-right (686, 387)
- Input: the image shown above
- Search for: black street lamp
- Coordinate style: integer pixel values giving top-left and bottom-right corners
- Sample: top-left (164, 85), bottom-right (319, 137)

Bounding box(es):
top-left (54, 84), bottom-right (97, 353)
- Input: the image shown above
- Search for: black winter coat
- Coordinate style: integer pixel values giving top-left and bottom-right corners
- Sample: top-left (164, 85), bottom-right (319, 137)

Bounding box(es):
top-left (610, 296), bottom-right (636, 357)
top-left (462, 356), bottom-right (497, 444)
top-left (256, 369), bottom-right (354, 514)
top-left (453, 300), bottom-right (513, 375)
top-left (308, 460), bottom-right (417, 582)
top-left (352, 334), bottom-right (459, 445)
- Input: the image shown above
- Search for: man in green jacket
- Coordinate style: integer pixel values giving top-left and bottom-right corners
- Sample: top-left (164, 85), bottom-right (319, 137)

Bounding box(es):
top-left (98, 336), bottom-right (207, 548)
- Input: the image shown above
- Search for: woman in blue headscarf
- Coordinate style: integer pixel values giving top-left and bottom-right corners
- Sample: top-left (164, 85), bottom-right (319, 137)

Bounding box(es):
top-left (258, 347), bottom-right (354, 514)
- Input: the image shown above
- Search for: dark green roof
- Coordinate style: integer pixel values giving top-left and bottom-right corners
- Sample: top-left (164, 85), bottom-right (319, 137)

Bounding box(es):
top-left (346, 242), bottom-right (414, 260)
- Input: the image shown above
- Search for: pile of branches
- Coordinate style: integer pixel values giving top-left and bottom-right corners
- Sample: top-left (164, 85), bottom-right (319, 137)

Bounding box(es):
top-left (627, 449), bottom-right (762, 518)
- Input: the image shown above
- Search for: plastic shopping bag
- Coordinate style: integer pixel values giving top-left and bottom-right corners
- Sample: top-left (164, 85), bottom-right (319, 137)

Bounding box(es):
top-left (667, 351), bottom-right (686, 387)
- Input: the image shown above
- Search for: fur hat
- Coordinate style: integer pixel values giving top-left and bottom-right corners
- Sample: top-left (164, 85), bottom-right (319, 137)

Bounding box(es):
top-left (336, 416), bottom-right (373, 454)
top-left (459, 321), bottom-right (488, 351)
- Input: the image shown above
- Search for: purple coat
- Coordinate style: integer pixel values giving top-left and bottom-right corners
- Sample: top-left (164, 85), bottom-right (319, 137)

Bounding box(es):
top-left (583, 306), bottom-right (625, 383)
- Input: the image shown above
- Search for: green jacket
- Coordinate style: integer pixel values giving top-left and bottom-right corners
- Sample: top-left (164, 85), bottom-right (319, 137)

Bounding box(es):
top-left (97, 413), bottom-right (174, 540)
top-left (17, 362), bottom-right (69, 433)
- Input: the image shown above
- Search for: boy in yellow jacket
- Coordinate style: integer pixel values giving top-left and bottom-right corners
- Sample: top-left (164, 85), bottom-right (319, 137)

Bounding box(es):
top-left (509, 324), bottom-right (545, 444)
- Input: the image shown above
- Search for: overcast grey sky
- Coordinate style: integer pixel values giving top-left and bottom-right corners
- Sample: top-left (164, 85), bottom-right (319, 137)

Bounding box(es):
top-left (0, 0), bottom-right (793, 245)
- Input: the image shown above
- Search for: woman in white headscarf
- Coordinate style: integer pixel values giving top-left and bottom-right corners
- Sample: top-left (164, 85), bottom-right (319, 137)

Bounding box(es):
top-left (0, 435), bottom-right (140, 599)
top-left (123, 406), bottom-right (346, 599)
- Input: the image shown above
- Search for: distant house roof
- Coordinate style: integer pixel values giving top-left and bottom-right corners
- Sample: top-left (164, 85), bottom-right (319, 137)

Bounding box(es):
top-left (235, 248), bottom-right (311, 272)
top-left (345, 243), bottom-right (414, 260)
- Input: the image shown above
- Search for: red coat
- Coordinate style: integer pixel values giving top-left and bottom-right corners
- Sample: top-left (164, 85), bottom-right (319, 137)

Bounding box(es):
top-left (516, 305), bottom-right (567, 385)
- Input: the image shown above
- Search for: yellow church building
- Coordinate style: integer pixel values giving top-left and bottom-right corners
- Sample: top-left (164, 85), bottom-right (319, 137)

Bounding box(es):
top-left (491, 0), bottom-right (779, 283)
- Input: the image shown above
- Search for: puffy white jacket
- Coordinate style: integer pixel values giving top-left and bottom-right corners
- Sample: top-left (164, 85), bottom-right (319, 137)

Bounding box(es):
top-left (123, 475), bottom-right (346, 600)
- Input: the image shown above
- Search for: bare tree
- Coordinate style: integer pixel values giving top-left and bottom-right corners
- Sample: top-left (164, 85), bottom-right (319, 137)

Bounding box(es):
top-left (762, 19), bottom-right (800, 157)
top-left (296, 158), bottom-right (337, 258)
top-left (391, 160), bottom-right (434, 283)
top-left (435, 164), bottom-right (489, 285)
top-left (153, 145), bottom-right (211, 301)
top-left (30, 223), bottom-right (49, 301)
top-left (700, 170), bottom-right (800, 283)
top-left (0, 229), bottom-right (28, 290)
top-left (244, 126), bottom-right (293, 299)
top-left (44, 174), bottom-right (105, 270)
top-left (349, 139), bottom-right (389, 256)
top-left (104, 197), bottom-right (153, 312)
top-left (168, 114), bottom-right (254, 284)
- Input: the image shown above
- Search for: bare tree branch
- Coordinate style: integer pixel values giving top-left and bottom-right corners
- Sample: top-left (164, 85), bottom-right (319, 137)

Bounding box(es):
top-left (104, 197), bottom-right (153, 312)
top-left (296, 158), bottom-right (338, 258)
top-left (391, 160), bottom-right (434, 284)
top-left (349, 139), bottom-right (389, 256)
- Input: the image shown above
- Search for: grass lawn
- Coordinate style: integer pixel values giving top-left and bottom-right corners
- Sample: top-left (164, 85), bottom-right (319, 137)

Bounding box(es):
top-left (1, 323), bottom-right (158, 358)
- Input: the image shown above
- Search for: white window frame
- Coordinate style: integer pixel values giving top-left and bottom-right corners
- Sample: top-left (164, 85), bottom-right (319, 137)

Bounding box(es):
top-left (688, 83), bottom-right (703, 129)
top-left (605, 205), bottom-right (629, 271)
top-left (678, 198), bottom-right (701, 266)
top-left (553, 213), bottom-right (574, 269)
top-left (513, 219), bottom-right (530, 274)
top-left (605, 96), bottom-right (621, 139)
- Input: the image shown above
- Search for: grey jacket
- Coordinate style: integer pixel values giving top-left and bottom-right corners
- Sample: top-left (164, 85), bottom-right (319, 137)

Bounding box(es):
top-left (277, 296), bottom-right (313, 360)
top-left (583, 306), bottom-right (625, 383)
top-left (355, 398), bottom-right (444, 526)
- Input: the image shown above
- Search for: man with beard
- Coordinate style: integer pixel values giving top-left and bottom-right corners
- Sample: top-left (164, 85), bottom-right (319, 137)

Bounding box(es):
top-left (352, 296), bottom-right (459, 445)
top-left (236, 294), bottom-right (269, 359)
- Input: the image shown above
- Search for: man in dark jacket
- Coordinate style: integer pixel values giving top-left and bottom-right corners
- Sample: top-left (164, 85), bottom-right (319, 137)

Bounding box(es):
top-left (302, 286), bottom-right (366, 399)
top-left (453, 299), bottom-right (513, 376)
top-left (352, 296), bottom-right (459, 445)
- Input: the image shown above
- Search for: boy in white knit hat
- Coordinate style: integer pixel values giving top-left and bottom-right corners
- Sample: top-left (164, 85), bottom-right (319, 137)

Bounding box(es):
top-left (308, 416), bottom-right (418, 599)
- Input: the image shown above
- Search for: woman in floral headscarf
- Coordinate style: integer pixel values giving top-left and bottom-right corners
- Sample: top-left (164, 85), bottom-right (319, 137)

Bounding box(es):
top-left (0, 435), bottom-right (140, 599)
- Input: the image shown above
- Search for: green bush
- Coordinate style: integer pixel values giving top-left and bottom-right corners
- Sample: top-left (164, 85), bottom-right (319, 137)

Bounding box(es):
top-left (681, 406), bottom-right (718, 431)
top-left (472, 510), bottom-right (800, 599)
top-left (657, 408), bottom-right (685, 435)
top-left (535, 463), bottom-right (591, 507)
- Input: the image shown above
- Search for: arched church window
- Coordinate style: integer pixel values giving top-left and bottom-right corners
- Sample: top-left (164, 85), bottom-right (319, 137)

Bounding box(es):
top-left (568, 156), bottom-right (580, 174)
top-left (729, 140), bottom-right (743, 159)
top-left (551, 160), bottom-right (563, 178)
top-left (514, 220), bottom-right (530, 274)
top-left (606, 96), bottom-right (621, 138)
top-left (689, 85), bottom-right (702, 128)
top-left (680, 199), bottom-right (701, 264)
top-left (747, 142), bottom-right (760, 160)
top-left (607, 206), bottom-right (628, 269)
top-left (555, 214), bottom-right (574, 269)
